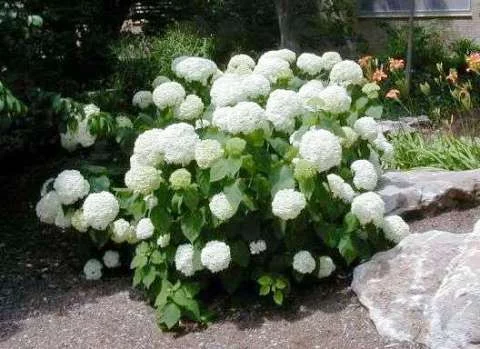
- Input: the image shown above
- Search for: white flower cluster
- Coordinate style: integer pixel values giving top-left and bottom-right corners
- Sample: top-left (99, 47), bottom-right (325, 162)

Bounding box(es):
top-left (320, 51), bottom-right (342, 71)
top-left (53, 170), bottom-right (90, 205)
top-left (60, 104), bottom-right (100, 152)
top-left (249, 240), bottom-right (267, 255)
top-left (272, 189), bottom-right (306, 220)
top-left (213, 101), bottom-right (267, 135)
top-left (175, 244), bottom-right (201, 277)
top-left (354, 117), bottom-right (378, 142)
top-left (299, 129), bottom-right (342, 173)
top-left (227, 54), bottom-right (256, 74)
top-left (172, 56), bottom-right (218, 85)
top-left (111, 218), bottom-right (135, 243)
top-left (152, 81), bottom-right (186, 110)
top-left (125, 165), bottom-right (162, 194)
top-left (174, 94), bottom-right (204, 120)
top-left (382, 215), bottom-right (410, 243)
top-left (254, 57), bottom-right (293, 84)
top-left (83, 259), bottom-right (103, 280)
top-left (292, 251), bottom-right (316, 274)
top-left (210, 73), bottom-right (270, 107)
top-left (71, 209), bottom-right (89, 232)
top-left (296, 53), bottom-right (323, 76)
top-left (136, 218), bottom-right (155, 240)
top-left (209, 193), bottom-right (236, 221)
top-left (83, 191), bottom-right (119, 230)
top-left (132, 128), bottom-right (164, 167)
top-left (158, 123), bottom-right (199, 165)
top-left (132, 90), bottom-right (153, 109)
top-left (266, 89), bottom-right (303, 133)
top-left (314, 85), bottom-right (351, 114)
top-left (329, 60), bottom-right (364, 86)
top-left (327, 174), bottom-right (355, 203)
top-left (195, 139), bottom-right (224, 169)
top-left (103, 250), bottom-right (121, 268)
top-left (351, 160), bottom-right (378, 191)
top-left (351, 192), bottom-right (385, 226)
top-left (317, 256), bottom-right (336, 279)
top-left (200, 241), bottom-right (231, 273)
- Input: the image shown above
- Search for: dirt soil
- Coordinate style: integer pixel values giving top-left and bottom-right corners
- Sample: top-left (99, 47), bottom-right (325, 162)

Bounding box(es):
top-left (1, 158), bottom-right (479, 349)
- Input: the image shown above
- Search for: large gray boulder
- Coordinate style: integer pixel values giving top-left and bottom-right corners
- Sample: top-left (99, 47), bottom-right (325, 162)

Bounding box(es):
top-left (378, 116), bottom-right (431, 135)
top-left (352, 226), bottom-right (480, 349)
top-left (377, 169), bottom-right (480, 215)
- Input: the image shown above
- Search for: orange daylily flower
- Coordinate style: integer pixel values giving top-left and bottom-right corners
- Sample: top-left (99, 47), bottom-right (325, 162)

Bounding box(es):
top-left (372, 68), bottom-right (387, 82)
top-left (466, 52), bottom-right (480, 73)
top-left (446, 69), bottom-right (458, 83)
top-left (358, 55), bottom-right (373, 68)
top-left (388, 58), bottom-right (405, 71)
top-left (385, 89), bottom-right (400, 99)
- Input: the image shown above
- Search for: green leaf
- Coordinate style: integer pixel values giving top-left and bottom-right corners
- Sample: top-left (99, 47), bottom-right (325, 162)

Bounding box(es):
top-left (210, 158), bottom-right (242, 182)
top-left (154, 280), bottom-right (172, 308)
top-left (150, 206), bottom-right (171, 233)
top-left (275, 278), bottom-right (287, 290)
top-left (298, 177), bottom-right (315, 200)
top-left (183, 187), bottom-right (199, 211)
top-left (258, 275), bottom-right (273, 286)
top-left (130, 254), bottom-right (148, 269)
top-left (268, 137), bottom-right (290, 156)
top-left (338, 235), bottom-right (358, 265)
top-left (132, 268), bottom-right (144, 287)
top-left (196, 170), bottom-right (210, 197)
top-left (183, 283), bottom-right (201, 298)
top-left (270, 165), bottom-right (295, 196)
top-left (344, 212), bottom-right (360, 234)
top-left (143, 266), bottom-right (157, 289)
top-left (355, 96), bottom-right (369, 111)
top-left (273, 290), bottom-right (284, 305)
top-left (230, 240), bottom-right (250, 267)
top-left (180, 211), bottom-right (204, 242)
top-left (89, 175), bottom-right (110, 192)
top-left (365, 105), bottom-right (383, 119)
top-left (259, 284), bottom-right (270, 296)
top-left (223, 181), bottom-right (243, 211)
top-left (150, 250), bottom-right (164, 265)
top-left (159, 303), bottom-right (182, 329)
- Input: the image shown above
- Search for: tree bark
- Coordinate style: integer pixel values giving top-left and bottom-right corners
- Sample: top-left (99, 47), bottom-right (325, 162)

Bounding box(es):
top-left (405, 0), bottom-right (415, 98)
top-left (274, 0), bottom-right (297, 50)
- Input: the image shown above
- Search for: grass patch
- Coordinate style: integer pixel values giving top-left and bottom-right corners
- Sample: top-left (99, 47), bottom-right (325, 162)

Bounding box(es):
top-left (388, 131), bottom-right (480, 171)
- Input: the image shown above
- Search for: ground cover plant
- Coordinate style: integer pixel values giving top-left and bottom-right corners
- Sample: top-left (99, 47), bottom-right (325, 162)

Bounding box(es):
top-left (35, 50), bottom-right (411, 330)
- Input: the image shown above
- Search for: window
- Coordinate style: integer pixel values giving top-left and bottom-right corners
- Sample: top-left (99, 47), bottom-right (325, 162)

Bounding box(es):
top-left (359, 0), bottom-right (472, 17)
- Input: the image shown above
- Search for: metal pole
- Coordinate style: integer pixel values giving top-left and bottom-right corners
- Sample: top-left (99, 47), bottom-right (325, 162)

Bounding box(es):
top-left (405, 0), bottom-right (415, 97)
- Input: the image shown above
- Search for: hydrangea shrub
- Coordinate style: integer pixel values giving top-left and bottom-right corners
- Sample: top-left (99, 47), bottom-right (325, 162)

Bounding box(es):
top-left (36, 50), bottom-right (410, 330)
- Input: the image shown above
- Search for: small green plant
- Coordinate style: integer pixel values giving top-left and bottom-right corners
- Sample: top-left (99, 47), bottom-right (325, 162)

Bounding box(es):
top-left (257, 274), bottom-right (290, 305)
top-left (388, 131), bottom-right (480, 171)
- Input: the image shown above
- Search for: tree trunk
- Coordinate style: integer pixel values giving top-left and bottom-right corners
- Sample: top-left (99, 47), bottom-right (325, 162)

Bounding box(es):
top-left (274, 0), bottom-right (297, 50)
top-left (405, 0), bottom-right (415, 98)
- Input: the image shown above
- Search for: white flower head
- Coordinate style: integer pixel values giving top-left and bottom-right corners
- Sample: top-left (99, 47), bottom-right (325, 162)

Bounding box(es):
top-left (136, 218), bottom-right (155, 240)
top-left (144, 194), bottom-right (159, 210)
top-left (169, 168), bottom-right (191, 190)
top-left (212, 101), bottom-right (266, 135)
top-left (249, 240), bottom-right (267, 255)
top-left (209, 192), bottom-right (236, 221)
top-left (318, 256), bottom-right (336, 279)
top-left (299, 129), bottom-right (342, 173)
top-left (293, 251), bottom-right (316, 274)
top-left (175, 244), bottom-right (201, 277)
top-left (132, 90), bottom-right (153, 109)
top-left (227, 54), bottom-right (256, 73)
top-left (210, 73), bottom-right (245, 107)
top-left (266, 89), bottom-right (303, 133)
top-left (259, 49), bottom-right (296, 64)
top-left (76, 118), bottom-right (97, 148)
top-left (83, 191), bottom-right (119, 231)
top-left (71, 209), bottom-right (89, 233)
top-left (152, 75), bottom-right (170, 89)
top-left (157, 234), bottom-right (170, 248)
top-left (313, 85), bottom-right (351, 114)
top-left (382, 215), bottom-right (410, 244)
top-left (116, 115), bottom-right (133, 129)
top-left (195, 139), bottom-right (224, 169)
top-left (174, 94), bottom-right (204, 120)
top-left (200, 241), bottom-right (231, 273)
top-left (152, 81), bottom-right (186, 110)
top-left (111, 218), bottom-right (134, 243)
top-left (83, 104), bottom-right (100, 118)
top-left (341, 126), bottom-right (359, 148)
top-left (329, 60), bottom-right (364, 86)
top-left (36, 191), bottom-right (62, 225)
top-left (60, 131), bottom-right (77, 152)
top-left (254, 57), bottom-right (293, 84)
top-left (297, 53), bottom-right (323, 76)
top-left (125, 165), bottom-right (162, 194)
top-left (195, 118), bottom-right (211, 130)
top-left (172, 56), bottom-right (217, 85)
top-left (241, 74), bottom-right (271, 100)
top-left (351, 192), bottom-right (385, 226)
top-left (298, 80), bottom-right (324, 105)
top-left (351, 160), bottom-right (378, 191)
top-left (354, 117), bottom-right (378, 142)
top-left (327, 174), bottom-right (355, 203)
top-left (158, 123), bottom-right (199, 165)
top-left (373, 132), bottom-right (394, 161)
top-left (83, 259), bottom-right (103, 280)
top-left (133, 128), bottom-right (164, 167)
top-left (103, 250), bottom-right (121, 268)
top-left (362, 82), bottom-right (381, 99)
top-left (53, 170), bottom-right (90, 205)
top-left (320, 51), bottom-right (342, 71)
top-left (272, 189), bottom-right (306, 220)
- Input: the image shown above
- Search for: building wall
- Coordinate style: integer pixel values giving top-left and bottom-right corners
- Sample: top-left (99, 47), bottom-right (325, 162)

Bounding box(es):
top-left (355, 0), bottom-right (480, 54)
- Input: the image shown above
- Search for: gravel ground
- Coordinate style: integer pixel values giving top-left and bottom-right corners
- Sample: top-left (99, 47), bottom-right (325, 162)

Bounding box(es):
top-left (1, 160), bottom-right (479, 349)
